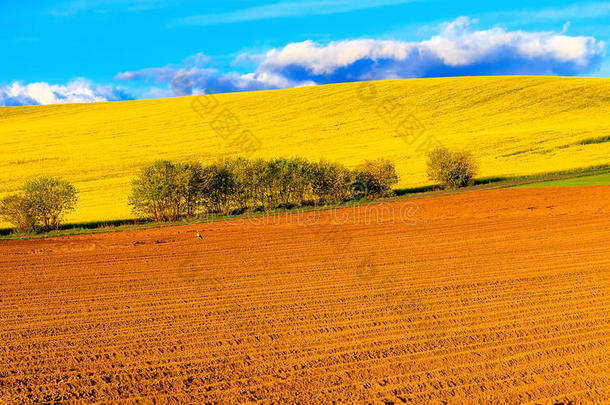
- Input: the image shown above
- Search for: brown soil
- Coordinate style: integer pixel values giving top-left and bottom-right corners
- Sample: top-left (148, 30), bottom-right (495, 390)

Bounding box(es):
top-left (1, 186), bottom-right (609, 403)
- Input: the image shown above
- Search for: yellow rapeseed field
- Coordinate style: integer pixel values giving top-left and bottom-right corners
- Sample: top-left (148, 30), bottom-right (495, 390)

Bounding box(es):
top-left (1, 75), bottom-right (609, 224)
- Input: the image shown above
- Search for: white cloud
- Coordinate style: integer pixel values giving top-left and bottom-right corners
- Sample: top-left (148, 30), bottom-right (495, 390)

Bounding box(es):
top-left (250, 17), bottom-right (604, 83)
top-left (0, 79), bottom-right (133, 107)
top-left (119, 17), bottom-right (606, 97)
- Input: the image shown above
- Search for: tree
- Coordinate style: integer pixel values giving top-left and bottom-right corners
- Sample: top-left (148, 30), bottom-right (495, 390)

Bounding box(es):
top-left (129, 161), bottom-right (186, 221)
top-left (311, 160), bottom-right (352, 204)
top-left (0, 193), bottom-right (36, 233)
top-left (264, 158), bottom-right (284, 208)
top-left (224, 157), bottom-right (254, 210)
top-left (22, 177), bottom-right (78, 231)
top-left (199, 161), bottom-right (236, 214)
top-left (426, 147), bottom-right (478, 189)
top-left (0, 177), bottom-right (78, 233)
top-left (177, 161), bottom-right (205, 217)
top-left (353, 159), bottom-right (399, 198)
top-left (269, 157), bottom-right (308, 207)
top-left (246, 158), bottom-right (270, 209)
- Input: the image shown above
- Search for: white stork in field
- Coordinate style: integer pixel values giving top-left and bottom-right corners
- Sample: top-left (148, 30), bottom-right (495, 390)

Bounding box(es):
top-left (196, 230), bottom-right (203, 239)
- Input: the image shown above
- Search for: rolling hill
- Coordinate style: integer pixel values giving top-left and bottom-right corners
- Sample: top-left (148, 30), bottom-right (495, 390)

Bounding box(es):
top-left (1, 75), bottom-right (609, 224)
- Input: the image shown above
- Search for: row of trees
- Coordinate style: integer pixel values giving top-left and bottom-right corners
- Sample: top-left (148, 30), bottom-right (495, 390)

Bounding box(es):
top-left (0, 148), bottom-right (479, 233)
top-left (128, 157), bottom-right (400, 221)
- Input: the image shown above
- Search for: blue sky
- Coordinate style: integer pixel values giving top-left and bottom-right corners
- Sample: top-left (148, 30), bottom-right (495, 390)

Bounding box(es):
top-left (1, 0), bottom-right (609, 105)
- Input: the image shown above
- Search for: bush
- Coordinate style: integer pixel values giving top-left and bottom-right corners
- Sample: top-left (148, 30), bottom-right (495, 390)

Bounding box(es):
top-left (0, 194), bottom-right (36, 233)
top-left (0, 177), bottom-right (78, 233)
top-left (353, 159), bottom-right (399, 198)
top-left (224, 157), bottom-right (251, 211)
top-left (243, 158), bottom-right (269, 209)
top-left (129, 160), bottom-right (190, 221)
top-left (265, 157), bottom-right (313, 207)
top-left (199, 160), bottom-right (236, 214)
top-left (178, 162), bottom-right (205, 217)
top-left (426, 147), bottom-right (478, 189)
top-left (311, 160), bottom-right (352, 204)
top-left (24, 177), bottom-right (78, 231)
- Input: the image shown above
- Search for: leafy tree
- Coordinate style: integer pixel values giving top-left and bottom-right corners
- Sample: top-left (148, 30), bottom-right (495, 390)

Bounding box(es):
top-left (200, 161), bottom-right (236, 213)
top-left (129, 160), bottom-right (186, 221)
top-left (264, 158), bottom-right (283, 208)
top-left (0, 193), bottom-right (37, 233)
top-left (271, 157), bottom-right (307, 206)
top-left (295, 158), bottom-right (317, 204)
top-left (311, 160), bottom-right (352, 204)
top-left (225, 157), bottom-right (254, 210)
top-left (177, 161), bottom-right (205, 217)
top-left (23, 177), bottom-right (78, 231)
top-left (353, 159), bottom-right (399, 198)
top-left (426, 147), bottom-right (478, 189)
top-left (246, 158), bottom-right (270, 209)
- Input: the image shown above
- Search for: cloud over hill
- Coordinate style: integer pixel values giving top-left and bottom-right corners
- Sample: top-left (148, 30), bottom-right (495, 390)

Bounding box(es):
top-left (118, 17), bottom-right (605, 95)
top-left (2, 17), bottom-right (605, 106)
top-left (0, 79), bottom-right (133, 107)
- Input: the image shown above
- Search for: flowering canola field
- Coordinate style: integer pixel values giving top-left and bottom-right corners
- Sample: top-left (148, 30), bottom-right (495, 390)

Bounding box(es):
top-left (0, 76), bottom-right (609, 224)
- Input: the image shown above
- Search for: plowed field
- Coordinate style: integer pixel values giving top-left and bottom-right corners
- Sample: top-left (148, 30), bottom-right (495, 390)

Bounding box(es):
top-left (1, 187), bottom-right (609, 403)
